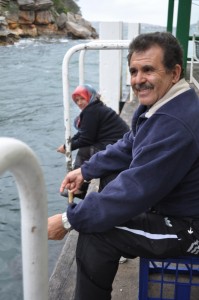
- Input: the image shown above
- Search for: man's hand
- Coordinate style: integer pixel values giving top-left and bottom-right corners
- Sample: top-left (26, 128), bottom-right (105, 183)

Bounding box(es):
top-left (60, 168), bottom-right (84, 194)
top-left (48, 214), bottom-right (67, 240)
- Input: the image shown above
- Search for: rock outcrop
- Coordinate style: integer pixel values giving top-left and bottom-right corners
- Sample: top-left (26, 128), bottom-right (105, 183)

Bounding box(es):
top-left (57, 12), bottom-right (98, 39)
top-left (0, 0), bottom-right (98, 45)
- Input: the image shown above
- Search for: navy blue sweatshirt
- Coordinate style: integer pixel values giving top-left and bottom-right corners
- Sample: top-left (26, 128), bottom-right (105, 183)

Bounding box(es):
top-left (67, 88), bottom-right (199, 233)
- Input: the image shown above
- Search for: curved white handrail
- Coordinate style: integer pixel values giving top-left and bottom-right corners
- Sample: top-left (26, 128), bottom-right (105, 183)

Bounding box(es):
top-left (62, 39), bottom-right (131, 171)
top-left (0, 137), bottom-right (48, 300)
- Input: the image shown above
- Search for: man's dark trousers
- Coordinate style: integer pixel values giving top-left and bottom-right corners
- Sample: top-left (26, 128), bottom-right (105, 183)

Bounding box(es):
top-left (74, 212), bottom-right (199, 300)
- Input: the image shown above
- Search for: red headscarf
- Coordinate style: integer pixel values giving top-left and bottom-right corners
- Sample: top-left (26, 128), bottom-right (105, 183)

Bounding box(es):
top-left (72, 84), bottom-right (97, 103)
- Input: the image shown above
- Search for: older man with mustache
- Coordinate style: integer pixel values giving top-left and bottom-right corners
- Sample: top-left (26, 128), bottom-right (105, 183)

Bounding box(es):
top-left (48, 32), bottom-right (199, 300)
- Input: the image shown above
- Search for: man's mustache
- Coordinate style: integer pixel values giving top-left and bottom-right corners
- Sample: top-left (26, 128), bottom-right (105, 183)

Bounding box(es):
top-left (133, 83), bottom-right (154, 91)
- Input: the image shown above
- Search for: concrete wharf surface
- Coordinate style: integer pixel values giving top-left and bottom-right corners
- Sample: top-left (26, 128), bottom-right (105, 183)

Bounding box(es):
top-left (49, 65), bottom-right (199, 300)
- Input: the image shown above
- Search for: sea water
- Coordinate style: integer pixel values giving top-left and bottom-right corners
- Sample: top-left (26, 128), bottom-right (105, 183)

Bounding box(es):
top-left (0, 37), bottom-right (100, 299)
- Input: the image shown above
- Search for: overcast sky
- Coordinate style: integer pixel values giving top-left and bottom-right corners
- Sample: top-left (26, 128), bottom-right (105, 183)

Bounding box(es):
top-left (77, 0), bottom-right (199, 27)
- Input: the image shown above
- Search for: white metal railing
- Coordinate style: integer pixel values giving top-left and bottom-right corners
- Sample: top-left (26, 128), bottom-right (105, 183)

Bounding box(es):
top-left (0, 137), bottom-right (48, 300)
top-left (190, 34), bottom-right (199, 89)
top-left (62, 40), bottom-right (131, 171)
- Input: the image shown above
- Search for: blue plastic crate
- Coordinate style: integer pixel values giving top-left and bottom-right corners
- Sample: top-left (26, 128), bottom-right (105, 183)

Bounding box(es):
top-left (139, 257), bottom-right (199, 300)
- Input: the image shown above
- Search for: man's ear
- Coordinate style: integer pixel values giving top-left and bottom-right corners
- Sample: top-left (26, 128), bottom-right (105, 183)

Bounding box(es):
top-left (172, 64), bottom-right (182, 83)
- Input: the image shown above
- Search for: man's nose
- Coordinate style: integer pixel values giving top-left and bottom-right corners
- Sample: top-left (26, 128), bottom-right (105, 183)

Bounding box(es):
top-left (133, 71), bottom-right (146, 84)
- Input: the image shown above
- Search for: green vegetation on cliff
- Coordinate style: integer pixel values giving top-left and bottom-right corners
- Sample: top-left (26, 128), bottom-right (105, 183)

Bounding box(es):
top-left (0, 0), bottom-right (81, 16)
top-left (53, 0), bottom-right (80, 14)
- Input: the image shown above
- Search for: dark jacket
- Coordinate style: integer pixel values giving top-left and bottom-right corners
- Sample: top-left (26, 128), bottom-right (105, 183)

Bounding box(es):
top-left (71, 99), bottom-right (129, 151)
top-left (68, 88), bottom-right (199, 233)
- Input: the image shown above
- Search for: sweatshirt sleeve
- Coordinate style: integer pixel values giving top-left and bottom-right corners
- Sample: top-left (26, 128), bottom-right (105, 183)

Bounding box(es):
top-left (67, 115), bottom-right (199, 233)
top-left (81, 131), bottom-right (133, 180)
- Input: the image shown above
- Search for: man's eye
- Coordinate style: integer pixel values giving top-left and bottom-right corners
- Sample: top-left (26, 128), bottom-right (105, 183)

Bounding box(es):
top-left (143, 67), bottom-right (154, 73)
top-left (130, 69), bottom-right (137, 76)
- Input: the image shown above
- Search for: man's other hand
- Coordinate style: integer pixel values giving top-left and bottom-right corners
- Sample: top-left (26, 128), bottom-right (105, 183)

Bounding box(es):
top-left (60, 168), bottom-right (84, 194)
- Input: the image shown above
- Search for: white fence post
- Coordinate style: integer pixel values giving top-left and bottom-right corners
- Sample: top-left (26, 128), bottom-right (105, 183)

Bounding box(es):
top-left (99, 22), bottom-right (123, 113)
top-left (190, 34), bottom-right (199, 90)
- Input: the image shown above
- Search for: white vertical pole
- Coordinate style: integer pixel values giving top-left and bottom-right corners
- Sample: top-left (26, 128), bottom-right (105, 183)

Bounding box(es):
top-left (99, 22), bottom-right (123, 113)
top-left (79, 50), bottom-right (86, 85)
top-left (190, 34), bottom-right (195, 83)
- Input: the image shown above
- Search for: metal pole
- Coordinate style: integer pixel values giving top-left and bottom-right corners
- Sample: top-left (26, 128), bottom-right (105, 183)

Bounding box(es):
top-left (176, 0), bottom-right (192, 73)
top-left (190, 34), bottom-right (195, 83)
top-left (79, 49), bottom-right (86, 85)
top-left (0, 137), bottom-right (48, 300)
top-left (167, 0), bottom-right (175, 33)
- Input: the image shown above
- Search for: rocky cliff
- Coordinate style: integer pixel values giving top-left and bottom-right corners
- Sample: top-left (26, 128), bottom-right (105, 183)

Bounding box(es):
top-left (0, 0), bottom-right (98, 45)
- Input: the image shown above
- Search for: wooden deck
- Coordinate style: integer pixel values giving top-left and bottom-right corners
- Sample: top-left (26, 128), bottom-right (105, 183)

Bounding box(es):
top-left (49, 64), bottom-right (199, 300)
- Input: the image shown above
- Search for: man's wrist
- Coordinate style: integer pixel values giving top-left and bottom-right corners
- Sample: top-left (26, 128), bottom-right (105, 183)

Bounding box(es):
top-left (62, 212), bottom-right (72, 231)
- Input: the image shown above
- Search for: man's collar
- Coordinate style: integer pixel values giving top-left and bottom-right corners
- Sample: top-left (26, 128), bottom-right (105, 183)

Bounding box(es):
top-left (145, 79), bottom-right (190, 118)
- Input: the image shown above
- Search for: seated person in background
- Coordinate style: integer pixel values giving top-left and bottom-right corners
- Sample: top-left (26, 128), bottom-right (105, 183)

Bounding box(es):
top-left (49, 32), bottom-right (199, 300)
top-left (57, 84), bottom-right (129, 198)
